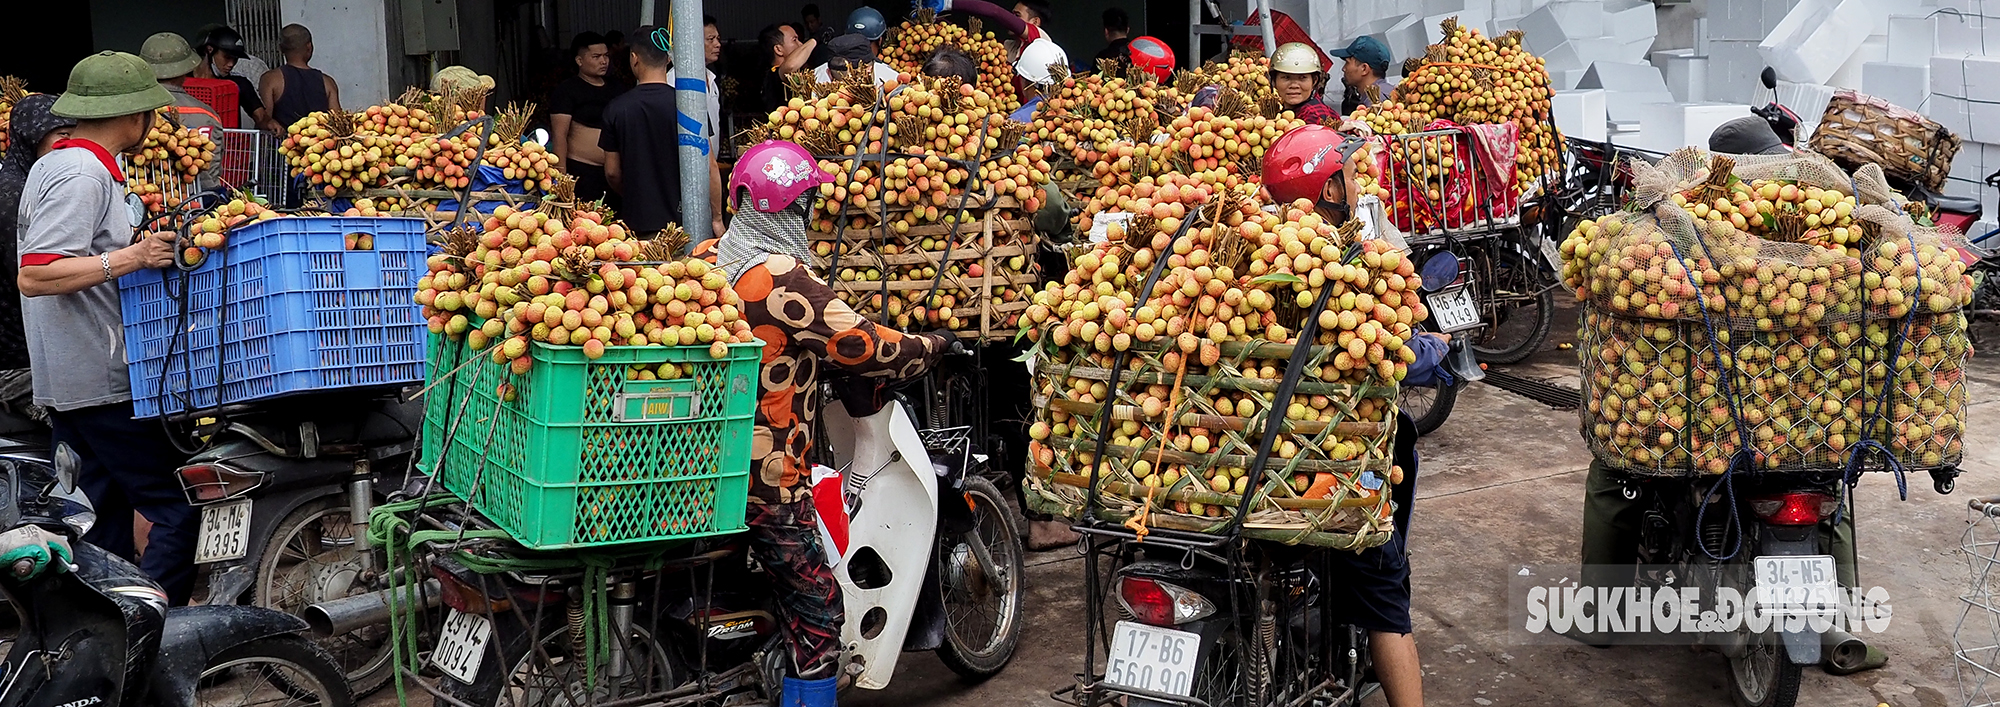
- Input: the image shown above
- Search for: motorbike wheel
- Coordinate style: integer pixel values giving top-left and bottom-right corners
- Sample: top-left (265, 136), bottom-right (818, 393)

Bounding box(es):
top-left (1471, 245), bottom-right (1555, 364)
top-left (254, 497), bottom-right (397, 696)
top-left (440, 611), bottom-right (685, 707)
top-left (193, 635), bottom-right (356, 707)
top-left (1397, 380), bottom-right (1460, 437)
top-left (1726, 629), bottom-right (1802, 707)
top-left (935, 475), bottom-right (1026, 680)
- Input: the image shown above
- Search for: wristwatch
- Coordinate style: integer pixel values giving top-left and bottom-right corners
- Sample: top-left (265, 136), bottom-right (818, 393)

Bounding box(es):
top-left (100, 253), bottom-right (113, 282)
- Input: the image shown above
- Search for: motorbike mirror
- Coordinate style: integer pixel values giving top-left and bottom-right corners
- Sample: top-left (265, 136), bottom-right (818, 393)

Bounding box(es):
top-left (1418, 252), bottom-right (1461, 292)
top-left (53, 444), bottom-right (79, 496)
top-left (1760, 66), bottom-right (1777, 90)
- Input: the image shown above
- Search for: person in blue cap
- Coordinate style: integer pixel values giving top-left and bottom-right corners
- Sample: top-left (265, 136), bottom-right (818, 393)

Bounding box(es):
top-left (1330, 35), bottom-right (1395, 115)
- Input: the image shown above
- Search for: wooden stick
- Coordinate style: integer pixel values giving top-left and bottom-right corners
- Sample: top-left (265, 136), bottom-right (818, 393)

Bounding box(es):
top-left (1043, 435), bottom-right (1382, 474)
top-left (1047, 472), bottom-right (1379, 510)
top-left (1046, 398), bottom-right (1386, 436)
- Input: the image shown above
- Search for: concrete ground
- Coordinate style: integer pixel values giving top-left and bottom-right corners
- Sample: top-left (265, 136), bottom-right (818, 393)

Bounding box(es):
top-left (347, 302), bottom-right (1991, 706)
top-left (845, 302), bottom-right (1994, 707)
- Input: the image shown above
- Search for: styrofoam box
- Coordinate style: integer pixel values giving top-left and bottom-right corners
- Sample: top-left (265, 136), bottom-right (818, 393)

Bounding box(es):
top-left (1933, 54), bottom-right (1970, 97)
top-left (1654, 49), bottom-right (1709, 103)
top-left (1760, 0), bottom-right (1880, 86)
top-left (1706, 39), bottom-right (1768, 104)
top-left (1605, 90), bottom-right (1680, 123)
top-left (1572, 38), bottom-right (1629, 66)
top-left (1548, 1), bottom-right (1609, 38)
top-left (1578, 61), bottom-right (1672, 94)
top-left (1384, 16), bottom-right (1430, 72)
top-left (1554, 89), bottom-right (1609, 142)
top-left (1551, 69), bottom-right (1589, 91)
top-left (1517, 4), bottom-right (1575, 54)
top-left (1963, 55), bottom-right (2000, 101)
top-left (1541, 41), bottom-right (1587, 74)
top-left (1826, 35), bottom-right (1887, 94)
top-left (1969, 101), bottom-right (2000, 143)
top-left (1619, 36), bottom-right (1654, 64)
top-left (1937, 0), bottom-right (2000, 19)
top-left (1886, 14), bottom-right (1936, 63)
top-left (1632, 103), bottom-right (1753, 153)
top-left (1933, 13), bottom-right (2000, 54)
top-left (1862, 62), bottom-right (1931, 112)
top-left (1609, 4), bottom-right (1659, 43)
top-left (1933, 93), bottom-right (1974, 135)
top-left (1708, 0), bottom-right (1771, 41)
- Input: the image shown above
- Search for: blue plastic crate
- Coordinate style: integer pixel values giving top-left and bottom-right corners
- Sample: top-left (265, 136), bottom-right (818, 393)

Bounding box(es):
top-left (121, 217), bottom-right (430, 418)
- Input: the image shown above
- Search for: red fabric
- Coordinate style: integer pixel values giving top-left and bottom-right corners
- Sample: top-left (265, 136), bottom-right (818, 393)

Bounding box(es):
top-left (52, 139), bottom-right (124, 182)
top-left (19, 254), bottom-right (68, 267)
top-left (1295, 97), bottom-right (1338, 126)
top-left (1233, 11), bottom-right (1332, 73)
top-left (1462, 121), bottom-right (1522, 215)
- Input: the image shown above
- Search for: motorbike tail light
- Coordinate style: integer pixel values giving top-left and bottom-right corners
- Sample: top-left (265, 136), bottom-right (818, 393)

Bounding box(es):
top-left (1749, 492), bottom-right (1839, 526)
top-left (1118, 576), bottom-right (1216, 627)
top-left (431, 564), bottom-right (508, 615)
top-left (176, 462), bottom-right (265, 503)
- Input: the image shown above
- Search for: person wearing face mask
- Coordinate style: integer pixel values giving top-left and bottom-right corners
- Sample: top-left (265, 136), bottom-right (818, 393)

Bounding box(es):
top-left (0, 94), bottom-right (75, 424)
top-left (191, 26), bottom-right (272, 131)
top-left (715, 139), bottom-right (954, 707)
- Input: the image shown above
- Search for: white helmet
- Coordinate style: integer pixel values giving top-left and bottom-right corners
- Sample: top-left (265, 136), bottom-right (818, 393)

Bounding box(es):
top-left (1271, 42), bottom-right (1324, 75)
top-left (1015, 38), bottom-right (1069, 86)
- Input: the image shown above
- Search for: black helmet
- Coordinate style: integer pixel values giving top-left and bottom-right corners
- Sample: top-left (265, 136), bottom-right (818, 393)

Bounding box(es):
top-left (198, 25), bottom-right (249, 59)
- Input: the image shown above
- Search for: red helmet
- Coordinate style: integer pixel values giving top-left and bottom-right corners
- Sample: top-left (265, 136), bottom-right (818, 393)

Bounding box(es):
top-left (1128, 36), bottom-right (1175, 81)
top-left (1263, 124), bottom-right (1362, 206)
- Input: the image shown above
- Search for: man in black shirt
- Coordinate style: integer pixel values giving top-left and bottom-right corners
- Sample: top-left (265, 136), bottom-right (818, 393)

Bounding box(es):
top-left (192, 25), bottom-right (272, 131)
top-left (755, 23), bottom-right (813, 117)
top-left (602, 26), bottom-right (725, 236)
top-left (1093, 8), bottom-right (1133, 68)
top-left (550, 31), bottom-right (627, 203)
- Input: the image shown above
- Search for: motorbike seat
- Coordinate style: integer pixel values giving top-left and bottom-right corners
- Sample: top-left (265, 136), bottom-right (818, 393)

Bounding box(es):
top-left (1928, 192), bottom-right (1984, 215)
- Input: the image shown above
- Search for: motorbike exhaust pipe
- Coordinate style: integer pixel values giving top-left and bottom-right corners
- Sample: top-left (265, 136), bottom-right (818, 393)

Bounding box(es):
top-left (1822, 627), bottom-right (1869, 672)
top-left (304, 579), bottom-right (441, 637)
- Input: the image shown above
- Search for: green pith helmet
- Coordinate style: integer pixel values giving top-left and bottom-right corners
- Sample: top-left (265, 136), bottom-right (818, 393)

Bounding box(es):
top-left (51, 51), bottom-right (174, 120)
top-left (141, 32), bottom-right (201, 79)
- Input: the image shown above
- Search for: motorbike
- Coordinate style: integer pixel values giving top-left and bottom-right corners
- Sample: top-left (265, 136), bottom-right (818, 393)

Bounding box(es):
top-left (0, 443), bottom-right (354, 707)
top-left (175, 390), bottom-right (421, 696)
top-left (1602, 458), bottom-right (1951, 707)
top-left (1395, 246), bottom-right (1489, 436)
top-left (322, 346), bottom-right (1026, 707)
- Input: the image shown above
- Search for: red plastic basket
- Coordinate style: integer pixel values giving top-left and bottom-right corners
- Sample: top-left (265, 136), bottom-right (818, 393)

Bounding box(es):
top-left (183, 78), bottom-right (240, 129)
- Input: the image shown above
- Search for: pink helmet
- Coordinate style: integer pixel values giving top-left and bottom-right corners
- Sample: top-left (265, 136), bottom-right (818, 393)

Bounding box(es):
top-left (730, 140), bottom-right (834, 213)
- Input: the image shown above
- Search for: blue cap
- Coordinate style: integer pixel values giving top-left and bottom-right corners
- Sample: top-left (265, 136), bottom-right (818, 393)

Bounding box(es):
top-left (847, 7), bottom-right (887, 41)
top-left (1330, 36), bottom-right (1391, 74)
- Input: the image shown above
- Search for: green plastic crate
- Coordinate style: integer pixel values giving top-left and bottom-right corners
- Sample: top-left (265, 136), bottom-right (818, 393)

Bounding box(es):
top-left (421, 334), bottom-right (761, 549)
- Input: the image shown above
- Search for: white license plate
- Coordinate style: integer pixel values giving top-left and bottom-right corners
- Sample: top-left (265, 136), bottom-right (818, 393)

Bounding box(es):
top-left (1428, 286), bottom-right (1482, 333)
top-left (433, 609), bottom-right (494, 684)
top-left (1754, 555), bottom-right (1841, 615)
top-left (194, 499), bottom-right (252, 564)
top-left (1105, 620), bottom-right (1200, 697)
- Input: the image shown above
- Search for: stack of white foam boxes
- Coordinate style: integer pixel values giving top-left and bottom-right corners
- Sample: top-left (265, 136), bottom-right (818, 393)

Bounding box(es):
top-left (1705, 0), bottom-right (1799, 104)
top-left (1490, 0), bottom-right (1661, 147)
top-left (1924, 0), bottom-right (2000, 228)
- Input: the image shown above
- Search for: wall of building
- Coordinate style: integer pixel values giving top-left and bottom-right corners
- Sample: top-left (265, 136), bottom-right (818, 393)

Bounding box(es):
top-left (281, 0), bottom-right (394, 107)
top-left (91, 0), bottom-right (228, 55)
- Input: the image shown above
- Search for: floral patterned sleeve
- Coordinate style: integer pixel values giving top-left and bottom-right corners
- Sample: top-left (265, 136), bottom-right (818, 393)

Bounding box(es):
top-left (735, 254), bottom-right (950, 379)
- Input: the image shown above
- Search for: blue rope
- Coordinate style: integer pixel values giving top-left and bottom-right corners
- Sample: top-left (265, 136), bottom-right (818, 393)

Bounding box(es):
top-left (1659, 215), bottom-right (1753, 561)
top-left (1834, 227), bottom-right (1922, 523)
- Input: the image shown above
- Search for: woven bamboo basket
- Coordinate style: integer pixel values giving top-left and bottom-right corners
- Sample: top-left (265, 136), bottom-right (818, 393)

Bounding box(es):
top-left (812, 192), bottom-right (1040, 340)
top-left (1810, 89), bottom-right (1959, 190)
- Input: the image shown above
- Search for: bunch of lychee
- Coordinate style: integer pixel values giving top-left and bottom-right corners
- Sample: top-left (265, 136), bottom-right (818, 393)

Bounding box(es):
top-left (416, 204), bottom-right (757, 377)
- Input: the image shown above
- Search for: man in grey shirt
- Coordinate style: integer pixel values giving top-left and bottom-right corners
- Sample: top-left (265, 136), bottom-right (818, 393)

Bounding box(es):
top-left (18, 51), bottom-right (190, 603)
